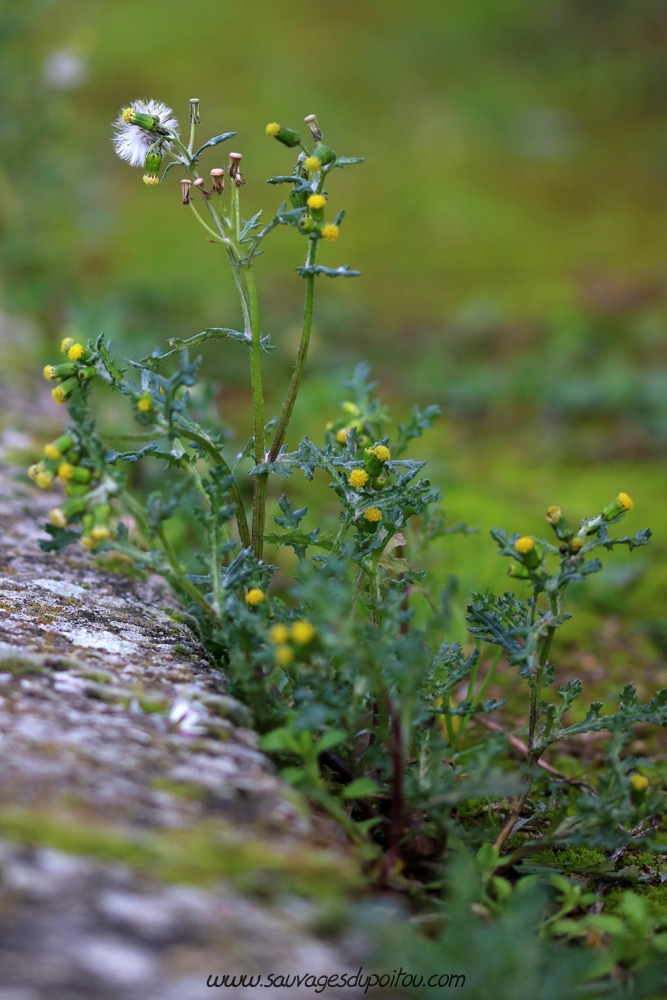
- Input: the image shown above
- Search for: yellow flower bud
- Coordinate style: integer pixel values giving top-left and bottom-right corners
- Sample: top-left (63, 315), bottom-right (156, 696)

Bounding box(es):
top-left (291, 620), bottom-right (315, 645)
top-left (321, 223), bottom-right (339, 241)
top-left (514, 536), bottom-right (535, 555)
top-left (304, 156), bottom-right (322, 172)
top-left (307, 194), bottom-right (326, 210)
top-left (49, 508), bottom-right (68, 528)
top-left (349, 469), bottom-right (369, 489)
top-left (364, 507), bottom-right (383, 523)
top-left (373, 445), bottom-right (390, 462)
top-left (245, 588), bottom-right (265, 607)
top-left (36, 472), bottom-right (54, 489)
top-left (274, 644), bottom-right (294, 667)
top-left (67, 343), bottom-right (86, 362)
top-left (269, 623), bottom-right (290, 645)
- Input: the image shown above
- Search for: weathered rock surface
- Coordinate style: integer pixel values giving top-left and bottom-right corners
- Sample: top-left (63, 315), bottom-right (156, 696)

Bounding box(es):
top-left (0, 461), bottom-right (390, 999)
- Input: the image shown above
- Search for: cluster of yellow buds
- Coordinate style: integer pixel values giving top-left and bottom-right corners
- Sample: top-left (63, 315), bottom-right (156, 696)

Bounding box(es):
top-left (296, 191), bottom-right (339, 242)
top-left (266, 117), bottom-right (341, 241)
top-left (43, 337), bottom-right (95, 406)
top-left (28, 428), bottom-right (113, 549)
top-left (269, 619), bottom-right (316, 667)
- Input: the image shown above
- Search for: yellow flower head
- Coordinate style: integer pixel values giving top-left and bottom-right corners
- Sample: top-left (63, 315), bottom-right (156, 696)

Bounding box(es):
top-left (570, 537), bottom-right (584, 553)
top-left (36, 471), bottom-right (54, 489)
top-left (67, 343), bottom-right (85, 362)
top-left (618, 492), bottom-right (633, 512)
top-left (364, 507), bottom-right (383, 523)
top-left (321, 223), bottom-right (339, 241)
top-left (143, 174), bottom-right (160, 185)
top-left (274, 644), bottom-right (294, 668)
top-left (336, 428), bottom-right (348, 444)
top-left (546, 506), bottom-right (562, 524)
top-left (373, 445), bottom-right (390, 462)
top-left (122, 108), bottom-right (133, 124)
top-left (43, 365), bottom-right (56, 381)
top-left (44, 443), bottom-right (61, 460)
top-left (48, 508), bottom-right (68, 528)
top-left (630, 773), bottom-right (649, 793)
top-left (266, 122), bottom-right (281, 138)
top-left (137, 392), bottom-right (153, 412)
top-left (91, 525), bottom-right (112, 541)
top-left (245, 588), bottom-right (265, 607)
top-left (349, 468), bottom-right (369, 489)
top-left (57, 462), bottom-right (75, 481)
top-left (61, 336), bottom-right (75, 354)
top-left (51, 385), bottom-right (68, 405)
top-left (514, 536), bottom-right (535, 555)
top-left (307, 194), bottom-right (326, 210)
top-left (291, 620), bottom-right (315, 645)
top-left (269, 623), bottom-right (290, 645)
top-left (304, 156), bottom-right (322, 172)
top-left (81, 535), bottom-right (98, 550)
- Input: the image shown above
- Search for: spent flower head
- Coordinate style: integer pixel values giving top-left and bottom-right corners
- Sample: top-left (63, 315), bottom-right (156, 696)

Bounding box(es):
top-left (112, 99), bottom-right (179, 169)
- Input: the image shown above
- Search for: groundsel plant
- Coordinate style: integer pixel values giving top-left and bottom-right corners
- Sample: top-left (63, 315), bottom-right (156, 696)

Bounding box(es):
top-left (31, 99), bottom-right (667, 898)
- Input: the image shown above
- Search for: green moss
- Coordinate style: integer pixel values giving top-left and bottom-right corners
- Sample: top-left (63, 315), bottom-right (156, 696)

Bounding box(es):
top-left (93, 553), bottom-right (145, 579)
top-left (80, 670), bottom-right (112, 683)
top-left (605, 883), bottom-right (667, 920)
top-left (557, 846), bottom-right (610, 872)
top-left (0, 807), bottom-right (360, 900)
top-left (0, 656), bottom-right (43, 676)
top-left (139, 696), bottom-right (168, 714)
top-left (150, 778), bottom-right (207, 801)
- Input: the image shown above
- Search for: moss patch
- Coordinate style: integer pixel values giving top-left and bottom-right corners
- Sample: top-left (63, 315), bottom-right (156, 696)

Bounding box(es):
top-left (0, 656), bottom-right (44, 676)
top-left (0, 807), bottom-right (361, 901)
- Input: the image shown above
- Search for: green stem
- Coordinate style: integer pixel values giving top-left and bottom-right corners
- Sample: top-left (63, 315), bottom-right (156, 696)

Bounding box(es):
top-left (188, 201), bottom-right (224, 242)
top-left (245, 267), bottom-right (266, 559)
top-left (494, 591), bottom-right (561, 853)
top-left (174, 418), bottom-right (251, 550)
top-left (157, 525), bottom-right (217, 623)
top-left (527, 593), bottom-right (559, 760)
top-left (452, 644), bottom-right (503, 753)
top-left (267, 236), bottom-right (318, 462)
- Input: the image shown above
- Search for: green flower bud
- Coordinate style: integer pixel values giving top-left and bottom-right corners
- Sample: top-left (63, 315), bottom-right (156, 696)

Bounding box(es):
top-left (312, 142), bottom-right (336, 166)
top-left (266, 123), bottom-right (301, 147)
top-left (44, 434), bottom-right (74, 461)
top-left (546, 505), bottom-right (573, 542)
top-left (601, 493), bottom-right (634, 522)
top-left (65, 483), bottom-right (90, 497)
top-left (298, 215), bottom-right (316, 234)
top-left (290, 185), bottom-right (308, 209)
top-left (143, 149), bottom-right (163, 186)
top-left (364, 444), bottom-right (391, 478)
top-left (122, 107), bottom-right (161, 131)
top-left (62, 497), bottom-right (88, 519)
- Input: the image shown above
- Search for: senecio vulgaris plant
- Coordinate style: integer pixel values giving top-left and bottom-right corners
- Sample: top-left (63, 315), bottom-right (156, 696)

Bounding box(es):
top-left (31, 98), bottom-right (667, 916)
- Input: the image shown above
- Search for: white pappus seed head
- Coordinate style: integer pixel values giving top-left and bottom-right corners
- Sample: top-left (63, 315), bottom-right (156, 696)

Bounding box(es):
top-left (112, 99), bottom-right (180, 168)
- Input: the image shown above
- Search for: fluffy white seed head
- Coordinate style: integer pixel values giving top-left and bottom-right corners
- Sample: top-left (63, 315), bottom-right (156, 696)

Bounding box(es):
top-left (112, 99), bottom-right (179, 168)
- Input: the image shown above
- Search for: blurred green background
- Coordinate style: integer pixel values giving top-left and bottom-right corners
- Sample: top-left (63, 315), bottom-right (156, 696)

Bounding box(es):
top-left (2, 0), bottom-right (667, 678)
